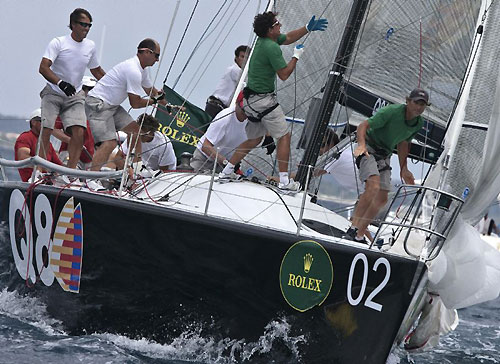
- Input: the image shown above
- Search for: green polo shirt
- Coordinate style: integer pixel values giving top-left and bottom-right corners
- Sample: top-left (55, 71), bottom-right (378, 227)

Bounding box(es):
top-left (247, 34), bottom-right (287, 93)
top-left (366, 104), bottom-right (424, 154)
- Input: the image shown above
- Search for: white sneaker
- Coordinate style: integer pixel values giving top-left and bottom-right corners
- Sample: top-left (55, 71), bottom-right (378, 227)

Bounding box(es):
top-left (85, 179), bottom-right (105, 191)
top-left (218, 172), bottom-right (241, 182)
top-left (278, 179), bottom-right (300, 192)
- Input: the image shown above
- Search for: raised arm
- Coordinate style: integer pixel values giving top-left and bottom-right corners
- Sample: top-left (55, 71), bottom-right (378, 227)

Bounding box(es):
top-left (283, 15), bottom-right (328, 45)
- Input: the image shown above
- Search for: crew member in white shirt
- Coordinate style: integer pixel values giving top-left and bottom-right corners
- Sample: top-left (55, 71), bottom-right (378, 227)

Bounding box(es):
top-left (192, 92), bottom-right (249, 172)
top-left (85, 38), bottom-right (167, 171)
top-left (38, 8), bottom-right (105, 170)
top-left (116, 114), bottom-right (177, 172)
top-left (205, 45), bottom-right (250, 119)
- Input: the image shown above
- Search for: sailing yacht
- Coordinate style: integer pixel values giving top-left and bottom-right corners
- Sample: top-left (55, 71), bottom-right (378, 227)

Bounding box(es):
top-left (1, 0), bottom-right (500, 363)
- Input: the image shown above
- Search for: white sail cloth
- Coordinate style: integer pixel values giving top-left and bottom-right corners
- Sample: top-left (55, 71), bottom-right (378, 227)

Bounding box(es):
top-left (461, 68), bottom-right (500, 223)
top-left (428, 215), bottom-right (500, 309)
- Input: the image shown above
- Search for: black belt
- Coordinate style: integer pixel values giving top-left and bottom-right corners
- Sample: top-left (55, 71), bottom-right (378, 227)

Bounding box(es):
top-left (242, 87), bottom-right (279, 123)
top-left (355, 141), bottom-right (391, 170)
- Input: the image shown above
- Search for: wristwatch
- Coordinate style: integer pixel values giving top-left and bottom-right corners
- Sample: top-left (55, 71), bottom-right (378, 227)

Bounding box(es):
top-left (222, 159), bottom-right (228, 165)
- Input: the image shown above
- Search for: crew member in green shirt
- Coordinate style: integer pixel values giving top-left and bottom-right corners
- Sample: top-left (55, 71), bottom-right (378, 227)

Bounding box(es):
top-left (344, 88), bottom-right (429, 243)
top-left (218, 11), bottom-right (328, 192)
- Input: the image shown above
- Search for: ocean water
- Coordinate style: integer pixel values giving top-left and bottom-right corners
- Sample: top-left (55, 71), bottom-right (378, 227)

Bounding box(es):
top-left (1, 119), bottom-right (500, 363)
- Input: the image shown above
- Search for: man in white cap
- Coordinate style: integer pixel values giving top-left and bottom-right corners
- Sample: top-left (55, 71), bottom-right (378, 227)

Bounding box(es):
top-left (51, 76), bottom-right (97, 169)
top-left (344, 88), bottom-right (430, 243)
top-left (38, 8), bottom-right (105, 171)
top-left (14, 109), bottom-right (63, 182)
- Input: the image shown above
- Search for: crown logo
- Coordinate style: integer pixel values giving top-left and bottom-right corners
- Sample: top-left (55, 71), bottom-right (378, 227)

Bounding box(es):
top-left (304, 253), bottom-right (313, 273)
top-left (175, 111), bottom-right (190, 128)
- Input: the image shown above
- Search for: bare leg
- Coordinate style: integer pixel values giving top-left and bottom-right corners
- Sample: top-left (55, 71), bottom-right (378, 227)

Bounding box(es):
top-left (276, 132), bottom-right (291, 173)
top-left (228, 137), bottom-right (263, 166)
top-left (122, 122), bottom-right (142, 162)
top-left (90, 140), bottom-right (117, 171)
top-left (66, 125), bottom-right (85, 169)
top-left (352, 175), bottom-right (388, 238)
top-left (38, 127), bottom-right (53, 161)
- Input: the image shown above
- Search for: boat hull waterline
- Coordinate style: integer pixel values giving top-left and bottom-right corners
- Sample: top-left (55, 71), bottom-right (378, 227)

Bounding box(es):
top-left (0, 182), bottom-right (425, 363)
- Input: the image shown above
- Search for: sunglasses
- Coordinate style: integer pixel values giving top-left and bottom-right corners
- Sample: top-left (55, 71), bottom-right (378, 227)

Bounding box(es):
top-left (76, 21), bottom-right (92, 28)
top-left (272, 20), bottom-right (281, 27)
top-left (138, 48), bottom-right (160, 59)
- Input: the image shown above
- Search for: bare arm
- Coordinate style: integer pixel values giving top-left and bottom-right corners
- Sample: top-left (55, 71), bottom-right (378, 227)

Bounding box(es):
top-left (201, 139), bottom-right (227, 164)
top-left (276, 58), bottom-right (299, 81)
top-left (397, 141), bottom-right (415, 184)
top-left (354, 120), bottom-right (370, 157)
top-left (114, 150), bottom-right (126, 170)
top-left (39, 58), bottom-right (60, 85)
top-left (128, 93), bottom-right (163, 109)
top-left (143, 86), bottom-right (168, 106)
top-left (52, 129), bottom-right (71, 144)
top-left (17, 147), bottom-right (31, 161)
top-left (90, 66), bottom-right (106, 80)
top-left (282, 26), bottom-right (308, 45)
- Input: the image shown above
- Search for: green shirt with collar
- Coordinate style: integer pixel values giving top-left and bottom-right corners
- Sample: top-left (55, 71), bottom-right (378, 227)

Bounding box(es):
top-left (366, 104), bottom-right (424, 155)
top-left (247, 34), bottom-right (287, 93)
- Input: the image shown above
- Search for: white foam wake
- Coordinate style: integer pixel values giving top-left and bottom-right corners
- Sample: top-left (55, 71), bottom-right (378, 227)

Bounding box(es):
top-left (0, 288), bottom-right (64, 336)
top-left (98, 317), bottom-right (306, 363)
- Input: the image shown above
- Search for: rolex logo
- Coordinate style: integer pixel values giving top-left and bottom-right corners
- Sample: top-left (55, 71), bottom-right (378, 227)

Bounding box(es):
top-left (175, 111), bottom-right (190, 128)
top-left (304, 253), bottom-right (313, 273)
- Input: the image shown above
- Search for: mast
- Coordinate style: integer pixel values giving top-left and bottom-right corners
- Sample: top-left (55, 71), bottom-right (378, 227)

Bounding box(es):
top-left (296, 0), bottom-right (371, 187)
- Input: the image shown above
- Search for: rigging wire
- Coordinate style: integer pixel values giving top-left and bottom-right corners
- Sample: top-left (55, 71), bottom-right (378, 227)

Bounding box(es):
top-left (163, 0), bottom-right (200, 85)
top-left (182, 0), bottom-right (252, 98)
top-left (171, 0), bottom-right (233, 89)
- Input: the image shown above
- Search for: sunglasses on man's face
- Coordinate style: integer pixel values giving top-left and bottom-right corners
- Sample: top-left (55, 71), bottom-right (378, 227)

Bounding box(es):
top-left (139, 48), bottom-right (160, 59)
top-left (77, 21), bottom-right (92, 28)
top-left (272, 20), bottom-right (281, 27)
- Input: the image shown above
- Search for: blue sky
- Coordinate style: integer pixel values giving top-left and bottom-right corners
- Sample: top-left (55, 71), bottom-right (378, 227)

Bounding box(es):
top-left (0, 0), bottom-right (267, 119)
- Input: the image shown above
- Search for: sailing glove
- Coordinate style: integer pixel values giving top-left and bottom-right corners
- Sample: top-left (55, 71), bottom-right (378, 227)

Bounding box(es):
top-left (262, 135), bottom-right (276, 155)
top-left (306, 15), bottom-right (328, 32)
top-left (293, 44), bottom-right (305, 60)
top-left (58, 80), bottom-right (76, 97)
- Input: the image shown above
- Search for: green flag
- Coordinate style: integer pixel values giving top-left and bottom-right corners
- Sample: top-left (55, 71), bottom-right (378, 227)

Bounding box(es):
top-left (154, 85), bottom-right (211, 161)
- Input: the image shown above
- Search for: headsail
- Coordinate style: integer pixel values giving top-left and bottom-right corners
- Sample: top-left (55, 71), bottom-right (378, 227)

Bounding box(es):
top-left (240, 0), bottom-right (482, 185)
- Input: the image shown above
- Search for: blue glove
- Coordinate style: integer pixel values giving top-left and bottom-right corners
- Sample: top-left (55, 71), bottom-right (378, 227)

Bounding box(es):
top-left (306, 15), bottom-right (328, 32)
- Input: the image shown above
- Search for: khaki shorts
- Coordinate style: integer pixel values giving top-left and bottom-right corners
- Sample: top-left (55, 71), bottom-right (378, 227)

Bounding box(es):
top-left (85, 96), bottom-right (133, 143)
top-left (40, 85), bottom-right (86, 130)
top-left (191, 148), bottom-right (222, 173)
top-left (358, 144), bottom-right (392, 191)
top-left (243, 93), bottom-right (289, 139)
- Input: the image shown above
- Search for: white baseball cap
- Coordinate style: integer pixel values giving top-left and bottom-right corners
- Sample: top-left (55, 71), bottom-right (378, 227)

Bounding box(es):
top-left (27, 108), bottom-right (41, 122)
top-left (82, 76), bottom-right (97, 88)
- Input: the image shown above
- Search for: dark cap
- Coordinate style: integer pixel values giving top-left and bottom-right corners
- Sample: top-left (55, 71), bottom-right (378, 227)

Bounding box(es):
top-left (408, 88), bottom-right (430, 105)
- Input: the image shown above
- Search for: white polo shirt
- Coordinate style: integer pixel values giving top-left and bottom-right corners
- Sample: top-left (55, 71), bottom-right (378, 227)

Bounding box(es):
top-left (197, 105), bottom-right (247, 160)
top-left (43, 35), bottom-right (99, 95)
top-left (122, 131), bottom-right (177, 171)
top-left (88, 56), bottom-right (153, 105)
top-left (212, 63), bottom-right (241, 106)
